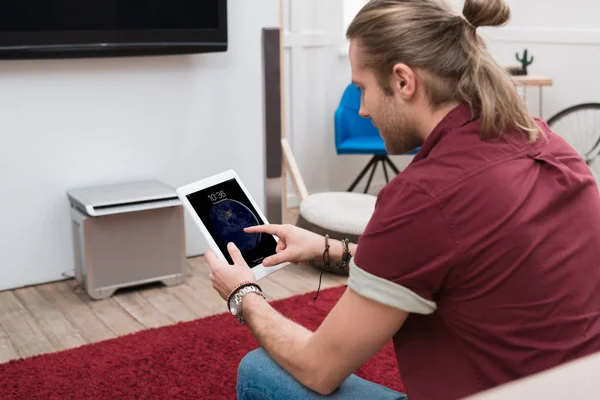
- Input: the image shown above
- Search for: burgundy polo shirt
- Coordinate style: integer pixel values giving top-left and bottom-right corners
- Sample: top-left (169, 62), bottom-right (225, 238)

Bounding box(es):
top-left (350, 103), bottom-right (600, 400)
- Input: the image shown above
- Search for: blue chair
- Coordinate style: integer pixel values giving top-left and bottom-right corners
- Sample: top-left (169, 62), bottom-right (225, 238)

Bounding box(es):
top-left (334, 83), bottom-right (418, 193)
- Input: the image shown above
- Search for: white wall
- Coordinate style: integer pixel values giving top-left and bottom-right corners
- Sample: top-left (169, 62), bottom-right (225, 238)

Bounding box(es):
top-left (492, 0), bottom-right (598, 29)
top-left (283, 0), bottom-right (600, 203)
top-left (0, 0), bottom-right (280, 291)
top-left (479, 1), bottom-right (600, 120)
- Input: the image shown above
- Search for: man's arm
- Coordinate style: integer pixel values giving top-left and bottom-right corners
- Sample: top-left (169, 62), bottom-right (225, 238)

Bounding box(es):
top-left (242, 287), bottom-right (408, 395)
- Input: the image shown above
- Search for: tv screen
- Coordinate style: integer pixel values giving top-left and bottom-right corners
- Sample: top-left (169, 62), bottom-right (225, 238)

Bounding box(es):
top-left (0, 0), bottom-right (228, 59)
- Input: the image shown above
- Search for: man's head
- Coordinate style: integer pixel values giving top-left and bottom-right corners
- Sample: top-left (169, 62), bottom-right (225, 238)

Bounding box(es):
top-left (347, 0), bottom-right (540, 149)
top-left (349, 40), bottom-right (423, 154)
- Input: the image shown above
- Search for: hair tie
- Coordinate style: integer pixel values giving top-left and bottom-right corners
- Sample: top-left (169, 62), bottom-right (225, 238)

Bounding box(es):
top-left (460, 14), bottom-right (476, 30)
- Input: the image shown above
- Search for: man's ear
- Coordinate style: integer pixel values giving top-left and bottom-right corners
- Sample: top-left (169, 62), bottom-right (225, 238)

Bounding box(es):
top-left (391, 63), bottom-right (417, 100)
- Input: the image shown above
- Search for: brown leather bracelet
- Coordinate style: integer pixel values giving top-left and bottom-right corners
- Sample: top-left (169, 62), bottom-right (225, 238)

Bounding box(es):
top-left (226, 281), bottom-right (262, 306)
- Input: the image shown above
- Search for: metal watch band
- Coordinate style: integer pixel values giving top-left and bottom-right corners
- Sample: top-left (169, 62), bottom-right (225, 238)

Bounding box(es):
top-left (229, 285), bottom-right (265, 324)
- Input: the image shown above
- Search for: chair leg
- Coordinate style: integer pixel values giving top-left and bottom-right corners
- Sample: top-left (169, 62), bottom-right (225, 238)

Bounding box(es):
top-left (347, 156), bottom-right (378, 192)
top-left (382, 159), bottom-right (390, 183)
top-left (363, 157), bottom-right (380, 194)
top-left (348, 155), bottom-right (402, 193)
top-left (384, 156), bottom-right (400, 174)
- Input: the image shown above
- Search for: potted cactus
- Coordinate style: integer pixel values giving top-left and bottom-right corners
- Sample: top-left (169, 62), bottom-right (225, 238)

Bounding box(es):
top-left (514, 49), bottom-right (534, 76)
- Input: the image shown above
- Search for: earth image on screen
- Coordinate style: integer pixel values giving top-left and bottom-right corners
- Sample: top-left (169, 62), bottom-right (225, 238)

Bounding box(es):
top-left (209, 199), bottom-right (261, 251)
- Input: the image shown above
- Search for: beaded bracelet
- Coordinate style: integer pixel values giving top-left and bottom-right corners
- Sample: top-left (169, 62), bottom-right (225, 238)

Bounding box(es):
top-left (316, 235), bottom-right (352, 300)
top-left (322, 235), bottom-right (331, 270)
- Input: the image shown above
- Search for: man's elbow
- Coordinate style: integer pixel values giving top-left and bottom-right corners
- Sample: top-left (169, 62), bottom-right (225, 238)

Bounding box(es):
top-left (314, 384), bottom-right (338, 396)
top-left (303, 380), bottom-right (337, 396)
top-left (302, 371), bottom-right (342, 396)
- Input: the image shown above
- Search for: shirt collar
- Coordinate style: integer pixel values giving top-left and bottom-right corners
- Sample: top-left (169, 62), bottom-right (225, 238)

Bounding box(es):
top-left (411, 102), bottom-right (477, 163)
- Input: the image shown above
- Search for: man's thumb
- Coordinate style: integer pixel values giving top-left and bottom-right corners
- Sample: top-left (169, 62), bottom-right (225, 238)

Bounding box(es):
top-left (227, 242), bottom-right (245, 265)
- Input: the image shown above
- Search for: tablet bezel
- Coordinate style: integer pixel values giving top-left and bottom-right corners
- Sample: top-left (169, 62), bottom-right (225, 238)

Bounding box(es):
top-left (176, 169), bottom-right (288, 280)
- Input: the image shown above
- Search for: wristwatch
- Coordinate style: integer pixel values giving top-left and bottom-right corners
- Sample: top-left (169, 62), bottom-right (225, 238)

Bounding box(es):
top-left (228, 285), bottom-right (265, 324)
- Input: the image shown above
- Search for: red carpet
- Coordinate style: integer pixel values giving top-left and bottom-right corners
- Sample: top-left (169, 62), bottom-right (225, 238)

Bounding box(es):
top-left (0, 286), bottom-right (403, 399)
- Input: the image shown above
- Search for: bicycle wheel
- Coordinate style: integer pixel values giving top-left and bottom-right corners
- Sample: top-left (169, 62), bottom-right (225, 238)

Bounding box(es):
top-left (547, 103), bottom-right (600, 166)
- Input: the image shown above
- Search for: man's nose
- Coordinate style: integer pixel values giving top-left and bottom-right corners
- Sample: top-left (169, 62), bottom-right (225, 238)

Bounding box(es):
top-left (359, 104), bottom-right (369, 118)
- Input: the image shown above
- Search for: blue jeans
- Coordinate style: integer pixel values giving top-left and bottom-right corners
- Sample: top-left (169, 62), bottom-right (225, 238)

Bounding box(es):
top-left (236, 348), bottom-right (407, 400)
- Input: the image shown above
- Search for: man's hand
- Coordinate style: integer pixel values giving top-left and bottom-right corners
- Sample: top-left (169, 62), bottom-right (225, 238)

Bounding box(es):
top-left (244, 224), bottom-right (357, 267)
top-left (244, 224), bottom-right (324, 266)
top-left (205, 242), bottom-right (255, 300)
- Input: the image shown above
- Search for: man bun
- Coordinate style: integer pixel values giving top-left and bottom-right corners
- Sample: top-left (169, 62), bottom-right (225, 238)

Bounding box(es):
top-left (462, 0), bottom-right (511, 28)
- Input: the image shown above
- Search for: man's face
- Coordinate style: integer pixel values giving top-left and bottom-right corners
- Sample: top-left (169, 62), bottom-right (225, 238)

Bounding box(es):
top-left (349, 40), bottom-right (421, 155)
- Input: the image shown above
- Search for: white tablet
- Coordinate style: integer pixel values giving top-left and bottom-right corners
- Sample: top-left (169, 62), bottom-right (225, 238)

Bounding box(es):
top-left (176, 170), bottom-right (288, 280)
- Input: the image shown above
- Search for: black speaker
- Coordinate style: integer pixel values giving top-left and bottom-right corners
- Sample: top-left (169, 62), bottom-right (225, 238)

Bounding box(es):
top-left (262, 27), bottom-right (283, 224)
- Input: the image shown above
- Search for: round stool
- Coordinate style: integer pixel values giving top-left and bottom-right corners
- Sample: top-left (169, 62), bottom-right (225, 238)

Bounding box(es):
top-left (296, 192), bottom-right (377, 275)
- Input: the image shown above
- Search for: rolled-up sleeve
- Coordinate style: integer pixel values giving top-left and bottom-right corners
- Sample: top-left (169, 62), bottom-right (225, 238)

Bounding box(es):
top-left (350, 178), bottom-right (459, 314)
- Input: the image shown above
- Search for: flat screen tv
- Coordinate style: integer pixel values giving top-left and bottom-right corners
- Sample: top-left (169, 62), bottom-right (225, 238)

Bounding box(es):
top-left (0, 0), bottom-right (228, 59)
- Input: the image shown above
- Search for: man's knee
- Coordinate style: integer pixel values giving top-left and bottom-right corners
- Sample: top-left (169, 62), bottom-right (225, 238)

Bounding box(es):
top-left (237, 348), bottom-right (273, 383)
top-left (237, 348), bottom-right (278, 399)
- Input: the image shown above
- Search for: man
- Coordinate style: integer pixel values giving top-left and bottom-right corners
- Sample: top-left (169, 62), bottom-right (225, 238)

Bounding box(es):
top-left (206, 0), bottom-right (600, 399)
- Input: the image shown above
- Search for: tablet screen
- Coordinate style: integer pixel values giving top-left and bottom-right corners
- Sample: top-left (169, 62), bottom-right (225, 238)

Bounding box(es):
top-left (186, 178), bottom-right (277, 267)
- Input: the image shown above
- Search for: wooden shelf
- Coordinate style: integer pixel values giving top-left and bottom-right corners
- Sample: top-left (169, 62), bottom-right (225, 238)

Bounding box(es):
top-left (511, 75), bottom-right (553, 87)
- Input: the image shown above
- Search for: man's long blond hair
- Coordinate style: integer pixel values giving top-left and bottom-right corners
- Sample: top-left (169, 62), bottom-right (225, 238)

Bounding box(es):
top-left (346, 0), bottom-right (540, 142)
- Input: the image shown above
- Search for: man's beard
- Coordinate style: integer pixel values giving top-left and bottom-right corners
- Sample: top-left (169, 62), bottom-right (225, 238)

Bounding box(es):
top-left (374, 99), bottom-right (422, 155)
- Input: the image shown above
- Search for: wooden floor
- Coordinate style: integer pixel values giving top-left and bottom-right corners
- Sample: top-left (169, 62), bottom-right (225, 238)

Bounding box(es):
top-left (0, 208), bottom-right (347, 364)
